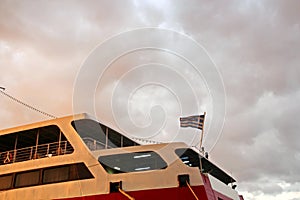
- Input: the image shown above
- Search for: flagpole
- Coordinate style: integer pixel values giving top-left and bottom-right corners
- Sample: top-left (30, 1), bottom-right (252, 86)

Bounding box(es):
top-left (199, 112), bottom-right (206, 150)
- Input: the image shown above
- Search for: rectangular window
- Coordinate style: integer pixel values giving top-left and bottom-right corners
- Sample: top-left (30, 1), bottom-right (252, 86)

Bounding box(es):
top-left (15, 170), bottom-right (40, 187)
top-left (99, 151), bottom-right (167, 174)
top-left (0, 174), bottom-right (13, 190)
top-left (43, 163), bottom-right (94, 184)
top-left (0, 163), bottom-right (93, 191)
top-left (43, 166), bottom-right (70, 184)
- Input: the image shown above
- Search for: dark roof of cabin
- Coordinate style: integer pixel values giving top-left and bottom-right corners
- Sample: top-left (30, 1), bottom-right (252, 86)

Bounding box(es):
top-left (201, 156), bottom-right (236, 184)
top-left (175, 148), bottom-right (236, 185)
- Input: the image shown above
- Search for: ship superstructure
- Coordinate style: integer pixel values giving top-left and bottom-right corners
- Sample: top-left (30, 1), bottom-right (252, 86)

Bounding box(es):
top-left (0, 113), bottom-right (243, 200)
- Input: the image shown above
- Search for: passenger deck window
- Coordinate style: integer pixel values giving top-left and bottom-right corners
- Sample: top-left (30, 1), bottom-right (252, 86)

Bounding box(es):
top-left (43, 166), bottom-right (69, 184)
top-left (15, 170), bottom-right (40, 187)
top-left (99, 151), bottom-right (167, 174)
top-left (0, 174), bottom-right (13, 190)
top-left (43, 163), bottom-right (93, 184)
top-left (0, 163), bottom-right (93, 191)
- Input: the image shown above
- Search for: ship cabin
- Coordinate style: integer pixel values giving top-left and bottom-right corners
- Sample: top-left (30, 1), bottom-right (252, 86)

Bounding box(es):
top-left (0, 113), bottom-right (242, 200)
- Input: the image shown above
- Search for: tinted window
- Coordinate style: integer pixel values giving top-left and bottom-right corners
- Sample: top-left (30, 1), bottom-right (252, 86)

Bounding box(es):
top-left (0, 163), bottom-right (93, 191)
top-left (43, 163), bottom-right (94, 184)
top-left (99, 151), bottom-right (167, 174)
top-left (71, 119), bottom-right (139, 151)
top-left (70, 163), bottom-right (94, 180)
top-left (15, 170), bottom-right (40, 187)
top-left (175, 148), bottom-right (200, 167)
top-left (0, 174), bottom-right (13, 190)
top-left (43, 166), bottom-right (69, 184)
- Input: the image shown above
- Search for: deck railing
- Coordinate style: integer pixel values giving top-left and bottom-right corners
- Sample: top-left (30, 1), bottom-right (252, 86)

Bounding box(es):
top-left (82, 137), bottom-right (118, 151)
top-left (0, 141), bottom-right (73, 165)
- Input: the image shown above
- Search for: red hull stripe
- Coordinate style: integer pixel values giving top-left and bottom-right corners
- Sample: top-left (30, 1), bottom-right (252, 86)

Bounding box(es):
top-left (55, 186), bottom-right (209, 200)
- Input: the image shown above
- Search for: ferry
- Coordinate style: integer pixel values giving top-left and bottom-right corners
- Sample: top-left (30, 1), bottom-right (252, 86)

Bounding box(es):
top-left (0, 113), bottom-right (244, 200)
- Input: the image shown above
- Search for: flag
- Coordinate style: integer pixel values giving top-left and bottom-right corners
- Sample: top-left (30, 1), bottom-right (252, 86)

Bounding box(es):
top-left (180, 114), bottom-right (205, 130)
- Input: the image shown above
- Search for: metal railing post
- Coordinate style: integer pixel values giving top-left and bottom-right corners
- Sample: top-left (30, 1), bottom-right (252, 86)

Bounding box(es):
top-left (64, 141), bottom-right (67, 154)
top-left (47, 144), bottom-right (50, 155)
top-left (13, 149), bottom-right (17, 163)
top-left (30, 147), bottom-right (33, 160)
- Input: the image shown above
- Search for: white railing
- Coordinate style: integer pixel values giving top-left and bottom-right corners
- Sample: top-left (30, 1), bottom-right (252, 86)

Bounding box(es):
top-left (0, 141), bottom-right (73, 165)
top-left (82, 137), bottom-right (118, 151)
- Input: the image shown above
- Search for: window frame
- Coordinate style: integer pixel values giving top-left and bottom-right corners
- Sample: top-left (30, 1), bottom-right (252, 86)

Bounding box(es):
top-left (0, 163), bottom-right (94, 191)
top-left (99, 151), bottom-right (168, 174)
top-left (14, 169), bottom-right (41, 188)
top-left (0, 173), bottom-right (14, 190)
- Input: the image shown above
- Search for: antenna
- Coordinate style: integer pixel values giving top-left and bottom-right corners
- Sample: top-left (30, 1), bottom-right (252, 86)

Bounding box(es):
top-left (0, 87), bottom-right (56, 119)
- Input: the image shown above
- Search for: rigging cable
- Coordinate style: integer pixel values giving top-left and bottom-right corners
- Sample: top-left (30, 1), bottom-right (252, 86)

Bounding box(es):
top-left (0, 87), bottom-right (57, 119)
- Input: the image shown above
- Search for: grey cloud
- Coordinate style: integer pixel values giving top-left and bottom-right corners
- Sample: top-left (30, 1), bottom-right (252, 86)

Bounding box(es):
top-left (0, 1), bottom-right (300, 199)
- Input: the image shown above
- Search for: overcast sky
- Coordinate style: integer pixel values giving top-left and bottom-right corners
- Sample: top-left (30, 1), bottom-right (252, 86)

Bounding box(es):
top-left (1, 1), bottom-right (300, 199)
